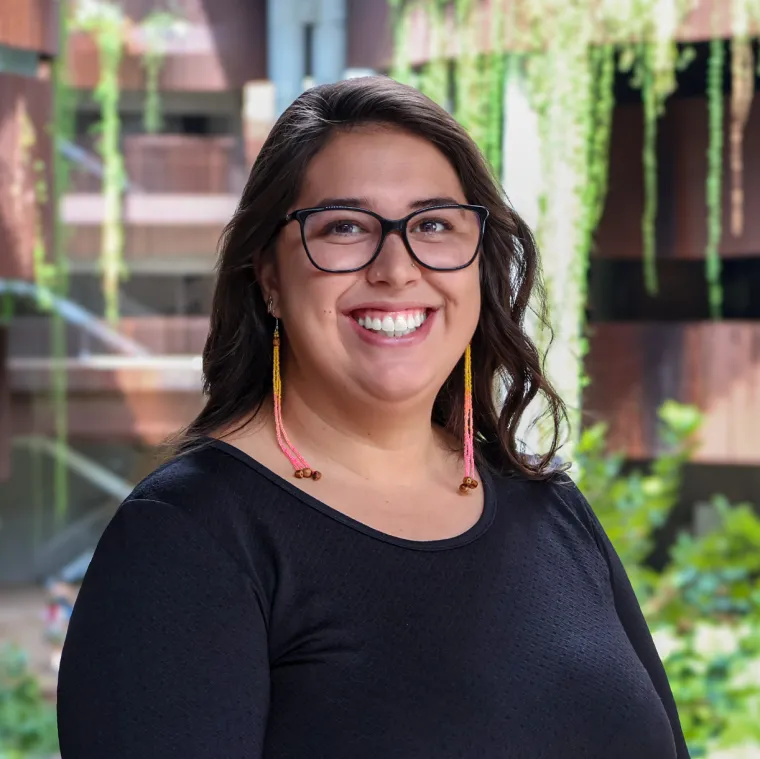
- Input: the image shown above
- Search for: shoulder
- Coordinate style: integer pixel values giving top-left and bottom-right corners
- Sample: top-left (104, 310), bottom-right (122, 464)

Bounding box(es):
top-left (127, 439), bottom-right (284, 526)
top-left (490, 467), bottom-right (606, 552)
top-left (115, 441), bottom-right (283, 593)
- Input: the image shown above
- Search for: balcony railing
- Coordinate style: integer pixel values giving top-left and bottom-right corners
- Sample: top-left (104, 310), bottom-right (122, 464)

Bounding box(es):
top-left (69, 134), bottom-right (246, 195)
top-left (63, 134), bottom-right (244, 267)
top-left (8, 316), bottom-right (209, 359)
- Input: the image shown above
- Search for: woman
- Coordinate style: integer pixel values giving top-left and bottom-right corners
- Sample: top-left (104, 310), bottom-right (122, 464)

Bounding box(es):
top-left (57, 77), bottom-right (689, 758)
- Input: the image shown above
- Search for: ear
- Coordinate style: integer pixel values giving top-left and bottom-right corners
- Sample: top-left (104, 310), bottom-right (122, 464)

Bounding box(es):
top-left (256, 254), bottom-right (280, 317)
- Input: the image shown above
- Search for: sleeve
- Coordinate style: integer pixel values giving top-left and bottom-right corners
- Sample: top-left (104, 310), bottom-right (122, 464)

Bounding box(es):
top-left (57, 498), bottom-right (271, 759)
top-left (572, 485), bottom-right (691, 759)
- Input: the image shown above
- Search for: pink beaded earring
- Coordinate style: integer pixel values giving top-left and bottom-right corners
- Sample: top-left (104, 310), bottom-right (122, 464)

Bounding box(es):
top-left (459, 343), bottom-right (478, 494)
top-left (269, 298), bottom-right (321, 481)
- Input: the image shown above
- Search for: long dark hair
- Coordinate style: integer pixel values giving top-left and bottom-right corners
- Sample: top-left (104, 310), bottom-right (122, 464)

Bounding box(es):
top-left (170, 76), bottom-right (568, 479)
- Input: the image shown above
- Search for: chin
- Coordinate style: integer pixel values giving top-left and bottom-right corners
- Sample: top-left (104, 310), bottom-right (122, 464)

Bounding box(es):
top-left (353, 368), bottom-right (435, 406)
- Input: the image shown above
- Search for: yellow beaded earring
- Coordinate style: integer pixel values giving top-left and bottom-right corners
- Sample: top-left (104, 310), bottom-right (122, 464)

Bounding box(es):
top-left (269, 298), bottom-right (321, 481)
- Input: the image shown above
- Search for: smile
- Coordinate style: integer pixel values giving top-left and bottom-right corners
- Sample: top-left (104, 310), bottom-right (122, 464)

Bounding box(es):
top-left (352, 309), bottom-right (429, 339)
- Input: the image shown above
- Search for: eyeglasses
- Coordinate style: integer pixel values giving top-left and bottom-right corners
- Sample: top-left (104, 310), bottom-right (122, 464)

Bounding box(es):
top-left (281, 204), bottom-right (489, 273)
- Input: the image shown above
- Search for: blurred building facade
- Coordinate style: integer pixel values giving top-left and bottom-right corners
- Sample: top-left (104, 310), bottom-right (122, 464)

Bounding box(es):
top-left (0, 0), bottom-right (759, 583)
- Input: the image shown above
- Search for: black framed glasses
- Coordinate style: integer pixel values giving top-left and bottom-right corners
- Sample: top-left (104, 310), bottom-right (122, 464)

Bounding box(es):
top-left (281, 204), bottom-right (489, 273)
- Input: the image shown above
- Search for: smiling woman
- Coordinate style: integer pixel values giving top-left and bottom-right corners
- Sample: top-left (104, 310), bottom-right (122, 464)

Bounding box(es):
top-left (56, 77), bottom-right (690, 759)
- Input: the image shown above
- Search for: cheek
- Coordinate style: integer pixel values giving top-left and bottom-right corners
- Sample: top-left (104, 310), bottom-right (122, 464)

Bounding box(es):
top-left (433, 268), bottom-right (481, 324)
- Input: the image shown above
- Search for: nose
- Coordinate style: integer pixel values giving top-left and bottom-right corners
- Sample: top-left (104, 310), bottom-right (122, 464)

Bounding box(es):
top-left (365, 230), bottom-right (421, 287)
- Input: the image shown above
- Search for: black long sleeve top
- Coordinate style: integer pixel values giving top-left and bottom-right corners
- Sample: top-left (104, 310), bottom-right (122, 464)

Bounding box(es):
top-left (57, 438), bottom-right (690, 758)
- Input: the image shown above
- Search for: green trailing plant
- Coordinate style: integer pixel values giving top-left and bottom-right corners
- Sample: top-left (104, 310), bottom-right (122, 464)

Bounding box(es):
top-left (14, 41), bottom-right (73, 526)
top-left (452, 0), bottom-right (488, 153)
top-left (416, 0), bottom-right (449, 108)
top-left (139, 10), bottom-right (185, 134)
top-left (0, 646), bottom-right (59, 756)
top-left (728, 0), bottom-right (756, 238)
top-left (482, 2), bottom-right (507, 178)
top-left (575, 403), bottom-right (760, 756)
top-left (17, 106), bottom-right (54, 306)
top-left (584, 43), bottom-right (616, 241)
top-left (635, 43), bottom-right (662, 295)
top-left (388, 0), bottom-right (414, 85)
top-left (706, 37), bottom-right (725, 319)
top-left (73, 0), bottom-right (127, 325)
top-left (49, 0), bottom-right (79, 524)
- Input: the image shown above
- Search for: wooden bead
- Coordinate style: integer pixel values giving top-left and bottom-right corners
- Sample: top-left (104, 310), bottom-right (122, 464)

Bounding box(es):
top-left (311, 471), bottom-right (322, 481)
top-left (301, 468), bottom-right (313, 479)
top-left (459, 482), bottom-right (470, 494)
top-left (469, 479), bottom-right (479, 489)
top-left (294, 469), bottom-right (304, 479)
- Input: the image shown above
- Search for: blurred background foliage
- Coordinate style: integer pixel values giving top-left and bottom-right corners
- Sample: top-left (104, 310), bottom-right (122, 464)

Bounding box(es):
top-left (577, 403), bottom-right (760, 757)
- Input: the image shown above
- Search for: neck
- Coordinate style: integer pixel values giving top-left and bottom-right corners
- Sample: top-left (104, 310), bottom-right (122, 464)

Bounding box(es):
top-left (278, 363), bottom-right (447, 485)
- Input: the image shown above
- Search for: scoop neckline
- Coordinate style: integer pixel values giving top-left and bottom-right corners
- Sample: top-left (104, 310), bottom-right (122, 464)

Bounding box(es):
top-left (201, 436), bottom-right (497, 552)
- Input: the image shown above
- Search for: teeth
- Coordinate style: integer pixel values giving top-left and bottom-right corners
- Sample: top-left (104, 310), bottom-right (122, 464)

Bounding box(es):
top-left (354, 310), bottom-right (429, 338)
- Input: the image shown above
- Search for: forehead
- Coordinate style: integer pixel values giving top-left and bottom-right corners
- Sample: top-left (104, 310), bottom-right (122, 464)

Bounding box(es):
top-left (295, 126), bottom-right (467, 211)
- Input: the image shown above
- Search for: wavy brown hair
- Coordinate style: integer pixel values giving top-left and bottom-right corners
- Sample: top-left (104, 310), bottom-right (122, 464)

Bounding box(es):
top-left (170, 76), bottom-right (568, 479)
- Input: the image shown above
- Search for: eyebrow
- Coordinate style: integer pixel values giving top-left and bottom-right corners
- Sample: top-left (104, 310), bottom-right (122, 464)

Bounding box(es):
top-left (312, 195), bottom-right (464, 211)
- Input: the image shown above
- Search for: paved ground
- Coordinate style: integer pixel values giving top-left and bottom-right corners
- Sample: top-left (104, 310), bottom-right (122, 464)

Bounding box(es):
top-left (0, 585), bottom-right (58, 696)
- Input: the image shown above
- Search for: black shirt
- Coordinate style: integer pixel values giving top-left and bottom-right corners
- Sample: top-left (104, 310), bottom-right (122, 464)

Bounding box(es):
top-left (57, 438), bottom-right (690, 758)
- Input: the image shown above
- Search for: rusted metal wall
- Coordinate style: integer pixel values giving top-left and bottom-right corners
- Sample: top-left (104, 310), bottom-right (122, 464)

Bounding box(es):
top-left (584, 322), bottom-right (760, 464)
top-left (596, 97), bottom-right (760, 261)
top-left (0, 73), bottom-right (54, 281)
top-left (67, 0), bottom-right (266, 92)
top-left (0, 0), bottom-right (58, 55)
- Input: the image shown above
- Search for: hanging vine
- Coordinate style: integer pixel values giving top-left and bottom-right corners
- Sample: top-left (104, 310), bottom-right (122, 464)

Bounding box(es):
top-left (416, 0), bottom-right (449, 107)
top-left (73, 0), bottom-right (127, 324)
top-left (452, 0), bottom-right (488, 152)
top-left (728, 0), bottom-right (757, 237)
top-left (706, 36), bottom-right (725, 319)
top-left (482, 0), bottom-right (507, 176)
top-left (139, 10), bottom-right (185, 134)
top-left (584, 44), bottom-right (617, 257)
top-left (47, 0), bottom-right (77, 524)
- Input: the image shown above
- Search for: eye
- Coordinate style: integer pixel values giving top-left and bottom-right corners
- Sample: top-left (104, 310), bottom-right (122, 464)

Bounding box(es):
top-left (412, 218), bottom-right (452, 235)
top-left (330, 221), bottom-right (364, 236)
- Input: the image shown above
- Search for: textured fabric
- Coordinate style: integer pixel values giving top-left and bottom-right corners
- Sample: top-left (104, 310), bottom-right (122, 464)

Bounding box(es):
top-left (58, 439), bottom-right (690, 758)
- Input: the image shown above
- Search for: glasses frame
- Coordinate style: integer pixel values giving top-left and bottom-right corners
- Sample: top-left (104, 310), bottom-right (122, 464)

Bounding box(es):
top-left (281, 203), bottom-right (490, 274)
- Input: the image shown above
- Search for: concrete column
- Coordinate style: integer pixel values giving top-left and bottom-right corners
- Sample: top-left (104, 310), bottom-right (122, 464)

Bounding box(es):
top-left (502, 55), bottom-right (541, 230)
top-left (266, 0), bottom-right (347, 116)
top-left (313, 0), bottom-right (347, 86)
top-left (499, 56), bottom-right (547, 455)
top-left (267, 0), bottom-right (307, 116)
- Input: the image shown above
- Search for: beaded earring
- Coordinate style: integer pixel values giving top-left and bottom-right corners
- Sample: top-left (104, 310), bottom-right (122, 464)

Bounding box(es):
top-left (269, 298), bottom-right (321, 481)
top-left (460, 343), bottom-right (478, 494)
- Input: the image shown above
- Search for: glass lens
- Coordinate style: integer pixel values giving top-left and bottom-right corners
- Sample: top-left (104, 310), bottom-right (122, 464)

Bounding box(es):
top-left (406, 207), bottom-right (481, 269)
top-left (303, 209), bottom-right (382, 271)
